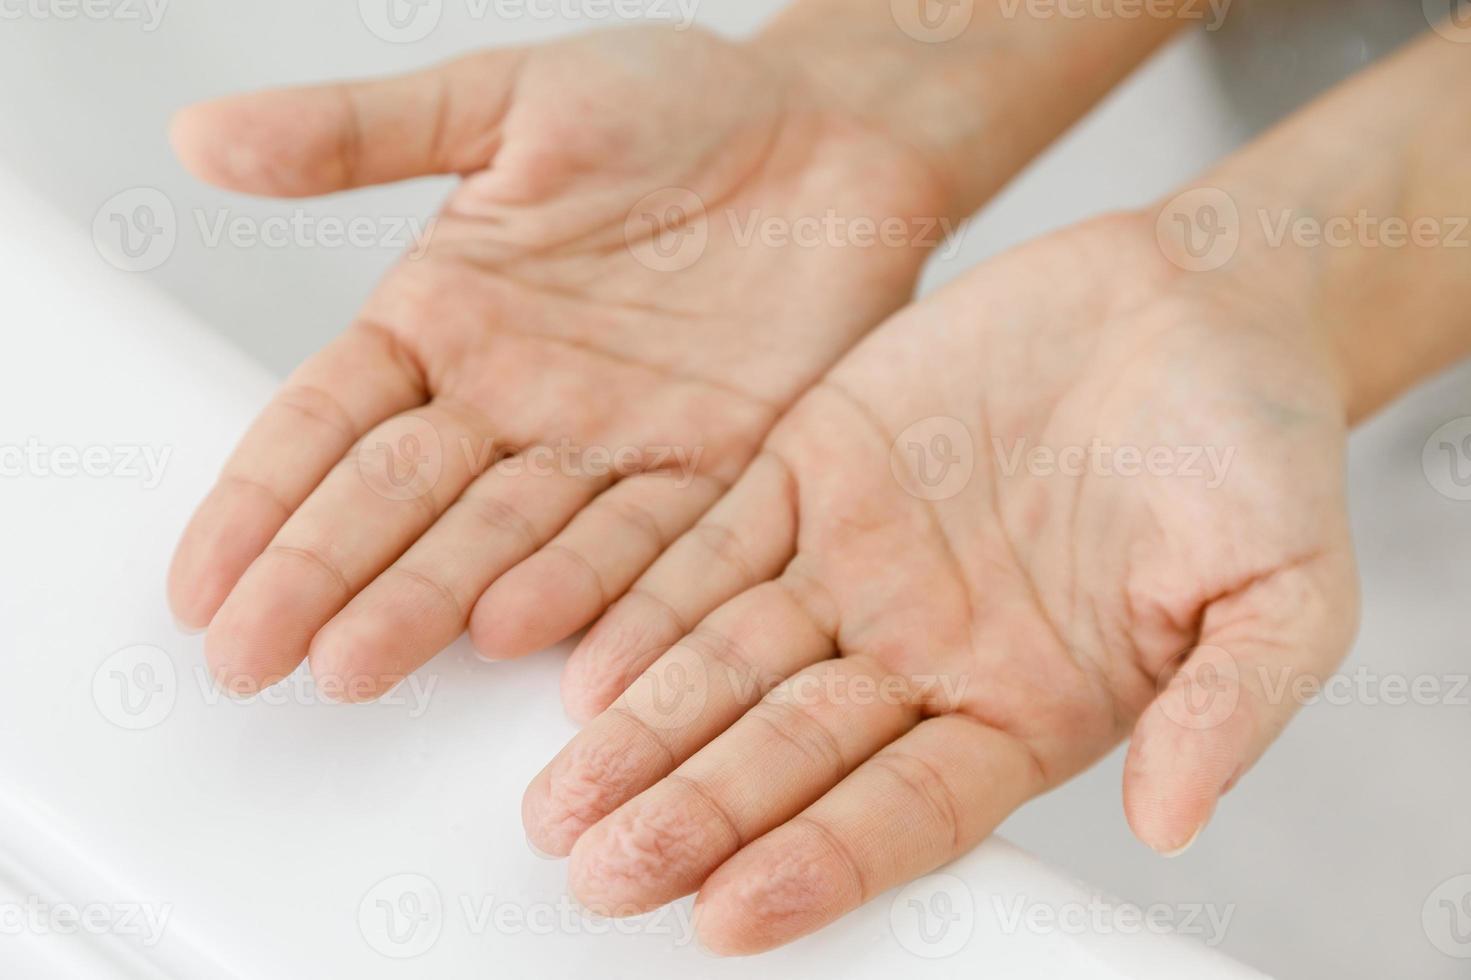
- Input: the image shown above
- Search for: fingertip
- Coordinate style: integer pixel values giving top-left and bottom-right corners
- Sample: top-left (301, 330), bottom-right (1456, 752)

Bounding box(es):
top-left (521, 772), bottom-right (572, 859)
top-left (1158, 823), bottom-right (1205, 858)
top-left (558, 659), bottom-right (611, 726)
top-left (689, 866), bottom-right (800, 958)
top-left (166, 550), bottom-right (215, 634)
top-left (169, 91), bottom-right (342, 196)
top-left (691, 904), bottom-right (753, 958)
top-left (523, 758), bottom-right (597, 859)
top-left (167, 492), bottom-right (277, 633)
top-left (306, 619), bottom-right (405, 705)
top-left (1124, 788), bottom-right (1212, 858)
top-left (467, 584), bottom-right (531, 662)
top-left (169, 98), bottom-right (266, 192)
top-left (202, 619), bottom-right (275, 699)
top-left (471, 557), bottom-right (593, 663)
top-left (1123, 701), bottom-right (1227, 857)
top-left (565, 831), bottom-right (614, 915)
top-left (165, 530), bottom-right (224, 635)
top-left (202, 574), bottom-right (315, 698)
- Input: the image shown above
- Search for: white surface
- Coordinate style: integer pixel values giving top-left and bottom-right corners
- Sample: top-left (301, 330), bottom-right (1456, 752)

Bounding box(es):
top-left (0, 174), bottom-right (1263, 977)
top-left (2, 3), bottom-right (1470, 978)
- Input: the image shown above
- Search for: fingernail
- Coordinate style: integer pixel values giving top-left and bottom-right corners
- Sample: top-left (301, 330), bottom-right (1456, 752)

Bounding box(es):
top-left (526, 835), bottom-right (558, 861)
top-left (1160, 823), bottom-right (1204, 858)
top-left (174, 618), bottom-right (205, 636)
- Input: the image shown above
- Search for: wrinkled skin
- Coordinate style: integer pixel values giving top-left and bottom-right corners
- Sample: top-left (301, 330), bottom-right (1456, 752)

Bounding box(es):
top-left (527, 214), bottom-right (1361, 954)
top-left (165, 27), bottom-right (949, 695)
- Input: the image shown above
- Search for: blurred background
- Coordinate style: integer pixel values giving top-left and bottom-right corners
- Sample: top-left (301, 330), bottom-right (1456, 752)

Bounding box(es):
top-left (2, 1), bottom-right (1466, 976)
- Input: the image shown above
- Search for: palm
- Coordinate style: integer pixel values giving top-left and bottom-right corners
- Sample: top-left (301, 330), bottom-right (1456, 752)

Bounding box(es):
top-left (791, 217), bottom-right (1357, 782)
top-left (528, 217), bottom-right (1360, 953)
top-left (167, 27), bottom-right (945, 694)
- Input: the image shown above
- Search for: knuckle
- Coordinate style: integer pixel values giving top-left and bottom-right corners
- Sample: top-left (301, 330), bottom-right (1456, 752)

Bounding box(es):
top-left (680, 628), bottom-right (763, 701)
top-left (263, 542), bottom-right (351, 598)
top-left (577, 797), bottom-right (713, 895)
top-left (545, 732), bottom-right (653, 838)
top-left (606, 497), bottom-right (667, 552)
top-left (573, 592), bottom-right (686, 690)
top-left (688, 522), bottom-right (755, 582)
top-left (747, 699), bottom-right (846, 783)
top-left (717, 828), bottom-right (852, 930)
top-left (271, 383), bottom-right (358, 442)
top-left (868, 750), bottom-right (963, 849)
top-left (458, 492), bottom-right (538, 549)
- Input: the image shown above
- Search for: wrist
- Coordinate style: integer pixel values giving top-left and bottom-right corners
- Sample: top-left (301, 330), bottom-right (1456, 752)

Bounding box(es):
top-left (1152, 31), bottom-right (1471, 425)
top-left (748, 0), bottom-right (1192, 220)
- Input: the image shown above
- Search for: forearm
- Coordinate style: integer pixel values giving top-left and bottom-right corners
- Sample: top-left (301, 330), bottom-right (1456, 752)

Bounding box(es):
top-left (1160, 27), bottom-right (1471, 424)
top-left (753, 0), bottom-right (1207, 220)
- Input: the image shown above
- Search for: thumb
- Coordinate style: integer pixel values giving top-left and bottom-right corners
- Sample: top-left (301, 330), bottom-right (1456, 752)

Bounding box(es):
top-left (1123, 553), bottom-right (1360, 856)
top-left (169, 49), bottom-right (524, 197)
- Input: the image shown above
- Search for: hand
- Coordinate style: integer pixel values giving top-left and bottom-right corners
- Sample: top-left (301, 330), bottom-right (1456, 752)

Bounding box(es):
top-left (165, 25), bottom-right (950, 696)
top-left (524, 212), bottom-right (1361, 953)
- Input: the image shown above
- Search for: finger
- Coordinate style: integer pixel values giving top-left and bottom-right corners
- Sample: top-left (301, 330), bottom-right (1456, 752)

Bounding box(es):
top-left (168, 321), bottom-right (425, 630)
top-left (468, 471), bottom-right (727, 662)
top-left (1123, 555), bottom-right (1359, 856)
top-left (170, 50), bottom-right (523, 196)
top-left (523, 575), bottom-right (835, 858)
top-left (559, 453), bottom-right (799, 723)
top-left (203, 399), bottom-right (491, 692)
top-left (308, 462), bottom-right (605, 701)
top-left (694, 714), bottom-right (1047, 956)
top-left (568, 657), bottom-right (919, 915)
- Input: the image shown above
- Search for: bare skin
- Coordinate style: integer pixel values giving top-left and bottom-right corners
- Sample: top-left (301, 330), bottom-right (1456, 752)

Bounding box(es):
top-left (165, 12), bottom-right (1186, 698)
top-left (527, 26), bottom-right (1471, 953)
top-left (166, 27), bottom-right (951, 695)
top-left (525, 211), bottom-right (1360, 952)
